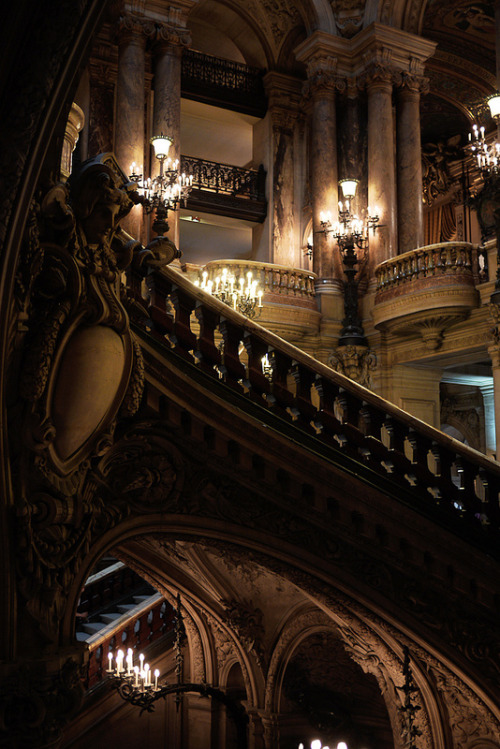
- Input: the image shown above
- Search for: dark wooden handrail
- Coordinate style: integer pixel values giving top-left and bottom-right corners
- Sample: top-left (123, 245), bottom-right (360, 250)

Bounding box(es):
top-left (128, 265), bottom-right (500, 553)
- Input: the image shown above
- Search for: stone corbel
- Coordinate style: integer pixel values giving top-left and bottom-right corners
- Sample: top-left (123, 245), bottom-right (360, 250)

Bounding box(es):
top-left (328, 344), bottom-right (377, 388)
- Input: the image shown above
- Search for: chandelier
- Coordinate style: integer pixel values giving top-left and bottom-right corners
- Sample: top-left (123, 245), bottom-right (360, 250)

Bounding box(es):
top-left (320, 179), bottom-right (379, 252)
top-left (129, 134), bottom-right (193, 234)
top-left (468, 94), bottom-right (500, 178)
top-left (195, 266), bottom-right (264, 318)
top-left (298, 742), bottom-right (348, 749)
top-left (319, 179), bottom-right (379, 347)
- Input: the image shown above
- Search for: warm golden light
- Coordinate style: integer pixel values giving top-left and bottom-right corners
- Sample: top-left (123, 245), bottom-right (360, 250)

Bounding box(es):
top-left (150, 134), bottom-right (173, 160)
top-left (339, 178), bottom-right (359, 199)
top-left (488, 92), bottom-right (500, 120)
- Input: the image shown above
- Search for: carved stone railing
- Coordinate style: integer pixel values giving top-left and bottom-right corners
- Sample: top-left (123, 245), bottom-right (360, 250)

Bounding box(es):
top-left (181, 156), bottom-right (267, 223)
top-left (375, 242), bottom-right (479, 293)
top-left (181, 49), bottom-right (267, 117)
top-left (373, 243), bottom-right (480, 344)
top-left (196, 260), bottom-right (319, 339)
top-left (128, 265), bottom-right (500, 555)
top-left (200, 259), bottom-right (316, 301)
top-left (84, 594), bottom-right (174, 690)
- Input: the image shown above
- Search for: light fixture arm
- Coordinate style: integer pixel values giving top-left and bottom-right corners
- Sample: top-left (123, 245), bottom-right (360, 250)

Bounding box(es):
top-left (107, 594), bottom-right (248, 747)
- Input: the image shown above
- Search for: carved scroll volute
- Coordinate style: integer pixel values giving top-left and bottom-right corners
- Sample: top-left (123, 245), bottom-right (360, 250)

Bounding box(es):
top-left (19, 154), bottom-right (143, 480)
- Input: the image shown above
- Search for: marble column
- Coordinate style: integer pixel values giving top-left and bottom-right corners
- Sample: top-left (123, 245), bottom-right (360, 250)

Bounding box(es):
top-left (396, 73), bottom-right (426, 253)
top-left (115, 14), bottom-right (153, 240)
top-left (366, 65), bottom-right (397, 275)
top-left (153, 21), bottom-right (191, 248)
top-left (265, 72), bottom-right (302, 267)
top-left (304, 56), bottom-right (340, 283)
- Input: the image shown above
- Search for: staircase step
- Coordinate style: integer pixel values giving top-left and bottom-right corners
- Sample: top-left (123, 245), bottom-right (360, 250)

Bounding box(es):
top-left (133, 595), bottom-right (152, 604)
top-left (81, 621), bottom-right (106, 635)
top-left (116, 604), bottom-right (137, 613)
top-left (76, 631), bottom-right (89, 641)
top-left (100, 612), bottom-right (123, 624)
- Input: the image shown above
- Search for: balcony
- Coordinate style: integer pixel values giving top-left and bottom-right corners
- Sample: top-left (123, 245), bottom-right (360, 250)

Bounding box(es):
top-left (373, 242), bottom-right (481, 350)
top-left (181, 49), bottom-right (267, 117)
top-left (195, 259), bottom-right (320, 340)
top-left (181, 156), bottom-right (267, 223)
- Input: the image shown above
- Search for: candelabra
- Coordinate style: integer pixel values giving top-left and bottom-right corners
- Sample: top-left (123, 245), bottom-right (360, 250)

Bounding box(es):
top-left (298, 741), bottom-right (348, 749)
top-left (106, 595), bottom-right (248, 746)
top-left (129, 134), bottom-right (193, 235)
top-left (320, 179), bottom-right (379, 347)
top-left (468, 95), bottom-right (500, 305)
top-left (196, 266), bottom-right (264, 318)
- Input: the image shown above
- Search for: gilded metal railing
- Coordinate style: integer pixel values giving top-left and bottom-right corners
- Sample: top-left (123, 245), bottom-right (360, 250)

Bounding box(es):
top-left (200, 260), bottom-right (316, 301)
top-left (181, 50), bottom-right (266, 116)
top-left (127, 265), bottom-right (500, 553)
top-left (375, 242), bottom-right (479, 293)
top-left (181, 156), bottom-right (265, 201)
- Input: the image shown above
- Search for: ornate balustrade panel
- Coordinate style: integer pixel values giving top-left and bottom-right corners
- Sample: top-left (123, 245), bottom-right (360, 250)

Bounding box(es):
top-left (182, 49), bottom-right (267, 117)
top-left (181, 156), bottom-right (267, 222)
top-left (375, 242), bottom-right (479, 293)
top-left (181, 157), bottom-right (265, 201)
top-left (373, 242), bottom-right (481, 341)
top-left (85, 596), bottom-right (174, 690)
top-left (133, 266), bottom-right (500, 554)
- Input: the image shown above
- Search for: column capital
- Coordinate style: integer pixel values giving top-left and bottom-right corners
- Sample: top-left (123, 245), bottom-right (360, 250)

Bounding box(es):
top-left (155, 20), bottom-right (191, 51)
top-left (304, 60), bottom-right (347, 98)
top-left (362, 62), bottom-right (395, 92)
top-left (264, 72), bottom-right (302, 133)
top-left (116, 12), bottom-right (155, 47)
top-left (396, 71), bottom-right (430, 97)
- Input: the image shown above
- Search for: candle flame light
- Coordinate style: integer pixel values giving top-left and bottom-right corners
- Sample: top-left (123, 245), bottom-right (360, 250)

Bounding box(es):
top-left (197, 266), bottom-right (264, 319)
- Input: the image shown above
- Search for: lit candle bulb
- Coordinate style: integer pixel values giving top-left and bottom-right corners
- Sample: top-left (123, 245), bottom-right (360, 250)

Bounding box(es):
top-left (337, 743), bottom-right (348, 749)
top-left (144, 663), bottom-right (150, 686)
top-left (127, 648), bottom-right (133, 675)
top-left (311, 741), bottom-right (322, 749)
top-left (154, 669), bottom-right (159, 690)
top-left (107, 652), bottom-right (113, 672)
top-left (139, 653), bottom-right (145, 677)
top-left (134, 665), bottom-right (139, 687)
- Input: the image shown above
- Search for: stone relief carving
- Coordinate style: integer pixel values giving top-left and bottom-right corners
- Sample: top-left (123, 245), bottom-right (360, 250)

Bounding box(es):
top-left (13, 154), bottom-right (181, 640)
top-left (331, 0), bottom-right (366, 38)
top-left (328, 344), bottom-right (377, 387)
top-left (221, 599), bottom-right (266, 669)
top-left (422, 135), bottom-right (462, 206)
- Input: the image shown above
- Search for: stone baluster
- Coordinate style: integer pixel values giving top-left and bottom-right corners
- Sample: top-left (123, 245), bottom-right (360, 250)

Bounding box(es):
top-left (396, 72), bottom-right (428, 253)
top-left (366, 63), bottom-right (397, 276)
top-left (153, 11), bottom-right (192, 248)
top-left (115, 13), bottom-right (154, 240)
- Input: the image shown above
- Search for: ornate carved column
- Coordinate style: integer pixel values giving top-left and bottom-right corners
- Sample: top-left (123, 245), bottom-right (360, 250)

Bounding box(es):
top-left (265, 72), bottom-right (302, 267)
top-left (366, 64), bottom-right (397, 274)
top-left (153, 12), bottom-right (192, 247)
top-left (115, 13), bottom-right (154, 239)
top-left (396, 72), bottom-right (427, 253)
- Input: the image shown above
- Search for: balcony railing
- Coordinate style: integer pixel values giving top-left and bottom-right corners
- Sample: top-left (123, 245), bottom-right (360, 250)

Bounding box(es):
top-left (181, 156), bottom-right (267, 223)
top-left (182, 49), bottom-right (267, 117)
top-left (375, 242), bottom-right (479, 294)
top-left (127, 265), bottom-right (500, 556)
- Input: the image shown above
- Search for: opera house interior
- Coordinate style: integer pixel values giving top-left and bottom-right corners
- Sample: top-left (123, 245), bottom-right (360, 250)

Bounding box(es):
top-left (1, 0), bottom-right (500, 747)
